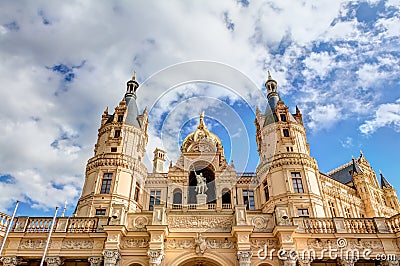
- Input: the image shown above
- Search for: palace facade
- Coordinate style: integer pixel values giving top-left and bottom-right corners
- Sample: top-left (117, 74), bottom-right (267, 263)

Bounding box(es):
top-left (1, 73), bottom-right (400, 266)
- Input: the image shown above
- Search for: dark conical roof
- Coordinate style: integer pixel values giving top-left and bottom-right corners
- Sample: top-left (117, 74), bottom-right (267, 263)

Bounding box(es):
top-left (380, 171), bottom-right (393, 188)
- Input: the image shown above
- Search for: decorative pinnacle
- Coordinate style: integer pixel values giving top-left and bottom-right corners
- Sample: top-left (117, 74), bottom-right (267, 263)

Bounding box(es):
top-left (267, 70), bottom-right (272, 80)
top-left (198, 111), bottom-right (205, 129)
top-left (132, 70), bottom-right (137, 81)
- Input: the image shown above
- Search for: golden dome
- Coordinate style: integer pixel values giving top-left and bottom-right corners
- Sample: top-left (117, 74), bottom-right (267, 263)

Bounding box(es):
top-left (181, 112), bottom-right (222, 153)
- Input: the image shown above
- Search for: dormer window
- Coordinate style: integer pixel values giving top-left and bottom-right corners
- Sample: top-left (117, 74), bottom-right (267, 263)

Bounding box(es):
top-left (117, 115), bottom-right (123, 122)
top-left (114, 130), bottom-right (121, 138)
top-left (280, 114), bottom-right (287, 122)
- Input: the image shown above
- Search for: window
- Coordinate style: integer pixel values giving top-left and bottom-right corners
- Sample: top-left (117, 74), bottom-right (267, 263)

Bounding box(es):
top-left (222, 189), bottom-right (231, 204)
top-left (280, 114), bottom-right (287, 122)
top-left (286, 147), bottom-right (290, 152)
top-left (344, 207), bottom-right (352, 218)
top-left (173, 189), bottom-right (182, 205)
top-left (329, 201), bottom-right (337, 217)
top-left (100, 173), bottom-right (113, 194)
top-left (149, 190), bottom-right (161, 211)
top-left (243, 190), bottom-right (255, 210)
top-left (263, 180), bottom-right (270, 201)
top-left (298, 209), bottom-right (309, 217)
top-left (283, 129), bottom-right (290, 137)
top-left (134, 182), bottom-right (140, 202)
top-left (291, 172), bottom-right (304, 193)
top-left (95, 209), bottom-right (106, 216)
top-left (117, 115), bottom-right (123, 122)
top-left (111, 147), bottom-right (117, 152)
top-left (114, 130), bottom-right (121, 138)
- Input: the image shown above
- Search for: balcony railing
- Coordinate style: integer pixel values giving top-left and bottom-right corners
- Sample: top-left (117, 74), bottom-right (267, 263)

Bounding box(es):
top-left (26, 217), bottom-right (55, 233)
top-left (0, 212), bottom-right (13, 233)
top-left (303, 218), bottom-right (335, 234)
top-left (67, 217), bottom-right (98, 233)
top-left (207, 204), bottom-right (216, 210)
top-left (222, 203), bottom-right (232, 209)
top-left (172, 204), bottom-right (182, 210)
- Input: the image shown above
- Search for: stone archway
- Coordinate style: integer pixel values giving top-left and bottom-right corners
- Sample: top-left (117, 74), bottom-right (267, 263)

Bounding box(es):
top-left (176, 256), bottom-right (223, 266)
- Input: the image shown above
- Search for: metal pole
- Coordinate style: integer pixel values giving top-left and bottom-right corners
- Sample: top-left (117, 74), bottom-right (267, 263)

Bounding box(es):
top-left (40, 206), bottom-right (59, 266)
top-left (61, 201), bottom-right (67, 217)
top-left (0, 200), bottom-right (19, 255)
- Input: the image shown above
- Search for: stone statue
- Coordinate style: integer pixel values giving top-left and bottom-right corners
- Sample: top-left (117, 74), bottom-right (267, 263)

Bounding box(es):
top-left (195, 233), bottom-right (207, 255)
top-left (195, 172), bottom-right (208, 194)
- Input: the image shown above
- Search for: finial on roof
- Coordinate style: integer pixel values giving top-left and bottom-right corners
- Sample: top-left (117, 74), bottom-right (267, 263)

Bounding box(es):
top-left (360, 150), bottom-right (363, 157)
top-left (198, 111), bottom-right (205, 129)
top-left (132, 70), bottom-right (137, 81)
top-left (104, 106), bottom-right (108, 114)
top-left (267, 70), bottom-right (272, 80)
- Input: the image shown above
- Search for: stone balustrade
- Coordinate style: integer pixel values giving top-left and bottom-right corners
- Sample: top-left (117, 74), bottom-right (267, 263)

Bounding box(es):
top-left (386, 214), bottom-right (400, 233)
top-left (303, 218), bottom-right (335, 234)
top-left (26, 217), bottom-right (55, 233)
top-left (0, 212), bottom-right (13, 233)
top-left (343, 218), bottom-right (376, 234)
top-left (67, 217), bottom-right (98, 232)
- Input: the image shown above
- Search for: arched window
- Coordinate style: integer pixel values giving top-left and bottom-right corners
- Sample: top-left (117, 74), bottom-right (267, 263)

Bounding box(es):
top-left (222, 188), bottom-right (231, 209)
top-left (172, 189), bottom-right (182, 209)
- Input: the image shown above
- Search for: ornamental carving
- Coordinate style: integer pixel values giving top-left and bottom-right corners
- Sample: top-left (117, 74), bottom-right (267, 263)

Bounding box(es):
top-left (166, 238), bottom-right (235, 250)
top-left (237, 250), bottom-right (252, 265)
top-left (250, 239), bottom-right (278, 250)
top-left (102, 250), bottom-right (121, 266)
top-left (167, 215), bottom-right (232, 232)
top-left (307, 239), bottom-right (383, 251)
top-left (133, 216), bottom-right (149, 231)
top-left (0, 257), bottom-right (18, 266)
top-left (121, 238), bottom-right (149, 248)
top-left (147, 249), bottom-right (164, 266)
top-left (45, 257), bottom-right (63, 266)
top-left (88, 257), bottom-right (102, 266)
top-left (251, 216), bottom-right (272, 232)
top-left (19, 239), bottom-right (47, 249)
top-left (62, 240), bottom-right (94, 249)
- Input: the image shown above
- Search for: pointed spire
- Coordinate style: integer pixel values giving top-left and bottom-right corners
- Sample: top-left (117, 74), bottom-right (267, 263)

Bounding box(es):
top-left (296, 105), bottom-right (301, 114)
top-left (380, 170), bottom-right (393, 188)
top-left (104, 106), bottom-right (108, 114)
top-left (132, 70), bottom-right (137, 81)
top-left (351, 157), bottom-right (360, 175)
top-left (267, 70), bottom-right (272, 80)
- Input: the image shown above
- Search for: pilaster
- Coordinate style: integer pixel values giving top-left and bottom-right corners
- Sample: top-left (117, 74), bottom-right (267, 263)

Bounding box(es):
top-left (147, 249), bottom-right (165, 266)
top-left (88, 257), bottom-right (103, 266)
top-left (272, 225), bottom-right (297, 250)
top-left (45, 257), bottom-right (63, 266)
top-left (0, 257), bottom-right (18, 266)
top-left (237, 250), bottom-right (252, 266)
top-left (102, 250), bottom-right (121, 266)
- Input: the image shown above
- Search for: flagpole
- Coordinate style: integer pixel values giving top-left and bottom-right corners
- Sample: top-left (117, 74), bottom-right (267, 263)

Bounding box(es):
top-left (0, 200), bottom-right (19, 255)
top-left (61, 201), bottom-right (67, 217)
top-left (40, 206), bottom-right (59, 266)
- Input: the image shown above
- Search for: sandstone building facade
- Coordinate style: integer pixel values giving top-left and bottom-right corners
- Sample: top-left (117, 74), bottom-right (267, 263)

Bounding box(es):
top-left (1, 73), bottom-right (400, 266)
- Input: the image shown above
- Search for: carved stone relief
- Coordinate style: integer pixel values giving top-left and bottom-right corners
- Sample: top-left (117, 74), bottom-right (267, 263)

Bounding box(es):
top-left (88, 257), bottom-right (102, 266)
top-left (62, 240), bottom-right (94, 249)
top-left (19, 239), bottom-right (47, 249)
top-left (167, 215), bottom-right (232, 232)
top-left (121, 238), bottom-right (149, 248)
top-left (133, 216), bottom-right (149, 231)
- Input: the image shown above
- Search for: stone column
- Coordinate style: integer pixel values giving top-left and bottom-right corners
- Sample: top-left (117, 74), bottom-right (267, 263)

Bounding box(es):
top-left (0, 257), bottom-right (18, 266)
top-left (237, 250), bottom-right (252, 266)
top-left (147, 249), bottom-right (165, 266)
top-left (282, 257), bottom-right (298, 266)
top-left (45, 257), bottom-right (63, 266)
top-left (102, 250), bottom-right (121, 266)
top-left (88, 257), bottom-right (103, 266)
top-left (340, 258), bottom-right (357, 266)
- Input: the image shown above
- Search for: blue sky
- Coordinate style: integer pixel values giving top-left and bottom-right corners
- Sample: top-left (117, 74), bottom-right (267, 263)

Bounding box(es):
top-left (0, 0), bottom-right (399, 217)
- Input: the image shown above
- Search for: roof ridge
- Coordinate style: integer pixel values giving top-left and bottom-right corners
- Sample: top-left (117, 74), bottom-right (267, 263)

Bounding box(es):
top-left (326, 160), bottom-right (352, 176)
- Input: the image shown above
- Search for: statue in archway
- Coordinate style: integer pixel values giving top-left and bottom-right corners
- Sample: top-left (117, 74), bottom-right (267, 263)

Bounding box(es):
top-left (195, 172), bottom-right (208, 194)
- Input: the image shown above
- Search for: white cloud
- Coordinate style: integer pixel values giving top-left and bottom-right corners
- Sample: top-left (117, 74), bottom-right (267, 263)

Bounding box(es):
top-left (359, 99), bottom-right (400, 134)
top-left (308, 104), bottom-right (341, 130)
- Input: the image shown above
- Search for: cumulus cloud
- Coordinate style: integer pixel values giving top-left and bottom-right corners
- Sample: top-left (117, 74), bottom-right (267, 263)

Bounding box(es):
top-left (359, 99), bottom-right (400, 134)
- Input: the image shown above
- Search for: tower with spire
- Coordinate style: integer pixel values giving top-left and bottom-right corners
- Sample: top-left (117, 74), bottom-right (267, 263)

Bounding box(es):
top-left (255, 71), bottom-right (326, 220)
top-left (75, 72), bottom-right (149, 218)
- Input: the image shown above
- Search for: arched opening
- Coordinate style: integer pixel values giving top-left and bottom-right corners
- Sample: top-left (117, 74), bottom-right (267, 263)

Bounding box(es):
top-left (173, 188), bottom-right (182, 207)
top-left (178, 257), bottom-right (222, 266)
top-left (221, 188), bottom-right (231, 209)
top-left (188, 162), bottom-right (216, 204)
